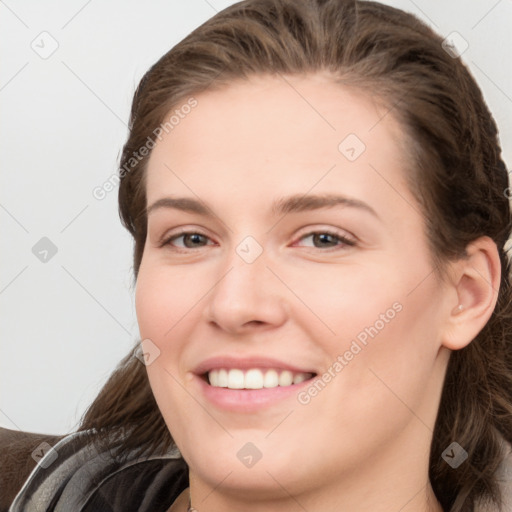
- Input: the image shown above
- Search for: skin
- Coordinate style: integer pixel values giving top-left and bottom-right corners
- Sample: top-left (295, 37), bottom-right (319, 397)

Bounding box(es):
top-left (135, 72), bottom-right (500, 512)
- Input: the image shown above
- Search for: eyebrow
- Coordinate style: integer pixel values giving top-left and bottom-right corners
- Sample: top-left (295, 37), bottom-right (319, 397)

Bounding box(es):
top-left (146, 194), bottom-right (379, 219)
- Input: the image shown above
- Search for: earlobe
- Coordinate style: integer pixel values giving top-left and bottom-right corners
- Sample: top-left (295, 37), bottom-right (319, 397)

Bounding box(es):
top-left (442, 236), bottom-right (501, 351)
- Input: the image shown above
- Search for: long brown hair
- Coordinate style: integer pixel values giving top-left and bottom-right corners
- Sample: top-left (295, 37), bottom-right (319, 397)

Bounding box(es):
top-left (78, 1), bottom-right (512, 510)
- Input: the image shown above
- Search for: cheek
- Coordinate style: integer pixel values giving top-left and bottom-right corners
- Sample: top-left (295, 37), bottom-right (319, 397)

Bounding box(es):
top-left (285, 260), bottom-right (412, 347)
top-left (134, 259), bottom-right (215, 401)
top-left (301, 256), bottom-right (443, 391)
top-left (135, 262), bottom-right (206, 442)
top-left (314, 270), bottom-right (443, 425)
top-left (135, 261), bottom-right (206, 344)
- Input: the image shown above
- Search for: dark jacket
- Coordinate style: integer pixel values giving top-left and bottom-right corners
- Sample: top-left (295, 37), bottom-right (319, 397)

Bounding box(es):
top-left (0, 427), bottom-right (187, 512)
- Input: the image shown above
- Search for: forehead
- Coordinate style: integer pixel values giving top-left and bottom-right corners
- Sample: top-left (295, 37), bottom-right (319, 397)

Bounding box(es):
top-left (145, 73), bottom-right (412, 208)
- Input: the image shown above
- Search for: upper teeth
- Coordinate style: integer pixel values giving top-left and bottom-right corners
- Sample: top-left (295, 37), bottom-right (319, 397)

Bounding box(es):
top-left (207, 368), bottom-right (312, 389)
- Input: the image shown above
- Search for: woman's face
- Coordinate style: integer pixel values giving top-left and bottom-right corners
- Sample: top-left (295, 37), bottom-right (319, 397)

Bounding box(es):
top-left (135, 73), bottom-right (454, 505)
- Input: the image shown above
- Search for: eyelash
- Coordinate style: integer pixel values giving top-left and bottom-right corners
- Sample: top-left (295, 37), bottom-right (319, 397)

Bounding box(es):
top-left (159, 229), bottom-right (356, 252)
top-left (295, 230), bottom-right (356, 250)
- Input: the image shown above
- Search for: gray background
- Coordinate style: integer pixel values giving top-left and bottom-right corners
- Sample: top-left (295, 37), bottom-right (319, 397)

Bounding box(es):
top-left (1, 0), bottom-right (511, 435)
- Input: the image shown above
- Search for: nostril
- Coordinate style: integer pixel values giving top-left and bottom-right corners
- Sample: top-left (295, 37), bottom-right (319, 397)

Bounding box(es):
top-left (244, 320), bottom-right (265, 327)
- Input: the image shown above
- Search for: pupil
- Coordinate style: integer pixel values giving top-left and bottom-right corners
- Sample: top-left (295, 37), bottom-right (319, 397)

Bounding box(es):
top-left (185, 234), bottom-right (204, 247)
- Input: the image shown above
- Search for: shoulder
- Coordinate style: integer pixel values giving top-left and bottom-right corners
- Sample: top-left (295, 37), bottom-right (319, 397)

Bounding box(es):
top-left (2, 427), bottom-right (188, 512)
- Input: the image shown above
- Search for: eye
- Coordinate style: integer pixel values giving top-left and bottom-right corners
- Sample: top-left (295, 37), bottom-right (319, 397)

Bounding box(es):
top-left (162, 231), bottom-right (214, 249)
top-left (294, 230), bottom-right (356, 250)
top-left (159, 229), bottom-right (355, 251)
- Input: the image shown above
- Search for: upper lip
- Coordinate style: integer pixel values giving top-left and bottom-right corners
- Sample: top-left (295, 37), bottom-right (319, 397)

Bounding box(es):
top-left (193, 356), bottom-right (318, 375)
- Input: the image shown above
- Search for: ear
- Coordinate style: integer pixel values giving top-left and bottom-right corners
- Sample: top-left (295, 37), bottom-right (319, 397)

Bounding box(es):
top-left (442, 236), bottom-right (501, 350)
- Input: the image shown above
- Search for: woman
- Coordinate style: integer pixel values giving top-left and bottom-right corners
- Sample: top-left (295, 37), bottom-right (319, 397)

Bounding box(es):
top-left (6, 0), bottom-right (512, 511)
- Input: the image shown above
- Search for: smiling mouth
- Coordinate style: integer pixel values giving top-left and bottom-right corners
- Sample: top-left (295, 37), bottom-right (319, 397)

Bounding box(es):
top-left (204, 368), bottom-right (317, 390)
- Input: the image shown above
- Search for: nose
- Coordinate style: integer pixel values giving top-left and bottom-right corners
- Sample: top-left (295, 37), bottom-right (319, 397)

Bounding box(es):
top-left (204, 244), bottom-right (288, 335)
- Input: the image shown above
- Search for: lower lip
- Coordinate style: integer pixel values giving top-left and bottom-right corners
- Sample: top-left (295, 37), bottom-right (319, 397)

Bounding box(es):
top-left (195, 374), bottom-right (315, 412)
